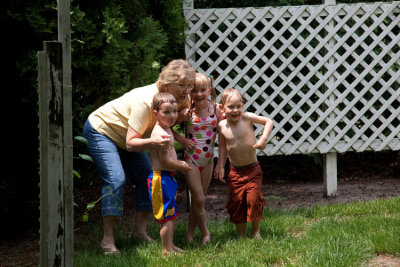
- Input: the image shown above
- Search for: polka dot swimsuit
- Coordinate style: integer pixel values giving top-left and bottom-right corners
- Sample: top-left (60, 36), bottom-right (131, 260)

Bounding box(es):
top-left (184, 110), bottom-right (218, 171)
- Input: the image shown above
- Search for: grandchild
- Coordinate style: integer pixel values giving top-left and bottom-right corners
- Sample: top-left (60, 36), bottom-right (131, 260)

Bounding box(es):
top-left (148, 92), bottom-right (192, 255)
top-left (175, 73), bottom-right (223, 245)
top-left (214, 88), bottom-right (274, 239)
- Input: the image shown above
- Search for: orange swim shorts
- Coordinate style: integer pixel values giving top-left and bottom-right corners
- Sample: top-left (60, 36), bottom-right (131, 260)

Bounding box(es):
top-left (226, 162), bottom-right (266, 224)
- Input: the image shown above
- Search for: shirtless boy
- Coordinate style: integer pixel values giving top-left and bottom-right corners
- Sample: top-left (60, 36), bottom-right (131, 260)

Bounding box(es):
top-left (148, 92), bottom-right (192, 255)
top-left (214, 88), bottom-right (274, 238)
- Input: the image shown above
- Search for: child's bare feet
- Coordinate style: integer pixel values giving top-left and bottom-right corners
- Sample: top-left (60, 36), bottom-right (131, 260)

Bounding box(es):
top-left (201, 233), bottom-right (210, 246)
top-left (253, 232), bottom-right (262, 239)
top-left (186, 232), bottom-right (194, 243)
top-left (162, 246), bottom-right (185, 257)
top-left (173, 245), bottom-right (185, 253)
top-left (162, 250), bottom-right (174, 257)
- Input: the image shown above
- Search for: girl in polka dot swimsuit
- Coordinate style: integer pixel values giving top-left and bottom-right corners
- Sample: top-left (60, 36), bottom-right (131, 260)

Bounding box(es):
top-left (178, 73), bottom-right (223, 245)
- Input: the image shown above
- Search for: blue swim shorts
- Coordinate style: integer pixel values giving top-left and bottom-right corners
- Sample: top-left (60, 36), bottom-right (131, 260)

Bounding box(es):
top-left (147, 170), bottom-right (179, 223)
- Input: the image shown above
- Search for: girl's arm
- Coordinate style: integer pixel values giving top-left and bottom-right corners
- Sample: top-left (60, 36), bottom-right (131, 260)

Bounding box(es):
top-left (247, 112), bottom-right (274, 150)
top-left (172, 128), bottom-right (196, 151)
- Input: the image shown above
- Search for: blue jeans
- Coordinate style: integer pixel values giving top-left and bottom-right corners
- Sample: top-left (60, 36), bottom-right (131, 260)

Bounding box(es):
top-left (83, 119), bottom-right (152, 216)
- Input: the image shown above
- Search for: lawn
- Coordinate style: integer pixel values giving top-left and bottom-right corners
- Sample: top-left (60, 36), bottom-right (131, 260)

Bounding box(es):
top-left (74, 195), bottom-right (400, 266)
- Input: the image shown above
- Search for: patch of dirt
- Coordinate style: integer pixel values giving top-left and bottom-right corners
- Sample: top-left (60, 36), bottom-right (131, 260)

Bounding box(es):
top-left (368, 253), bottom-right (400, 267)
top-left (188, 177), bottom-right (400, 222)
top-left (1, 151), bottom-right (399, 266)
top-left (177, 150), bottom-right (400, 221)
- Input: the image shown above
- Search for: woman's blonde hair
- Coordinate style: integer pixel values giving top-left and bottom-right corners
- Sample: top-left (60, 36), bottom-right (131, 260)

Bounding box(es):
top-left (156, 59), bottom-right (196, 91)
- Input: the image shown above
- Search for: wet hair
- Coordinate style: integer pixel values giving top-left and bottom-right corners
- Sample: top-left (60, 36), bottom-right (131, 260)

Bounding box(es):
top-left (156, 59), bottom-right (196, 91)
top-left (220, 88), bottom-right (244, 107)
top-left (152, 92), bottom-right (177, 111)
top-left (189, 73), bottom-right (217, 114)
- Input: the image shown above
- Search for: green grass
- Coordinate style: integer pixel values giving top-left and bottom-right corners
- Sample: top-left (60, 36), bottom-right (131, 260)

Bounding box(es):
top-left (74, 196), bottom-right (400, 266)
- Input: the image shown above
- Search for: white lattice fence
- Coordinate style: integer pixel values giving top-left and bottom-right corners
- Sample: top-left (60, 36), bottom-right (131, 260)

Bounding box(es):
top-left (183, 1), bottom-right (400, 195)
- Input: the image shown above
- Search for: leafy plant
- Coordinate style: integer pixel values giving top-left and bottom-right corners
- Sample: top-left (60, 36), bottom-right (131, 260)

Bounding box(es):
top-left (81, 186), bottom-right (122, 222)
top-left (73, 136), bottom-right (93, 179)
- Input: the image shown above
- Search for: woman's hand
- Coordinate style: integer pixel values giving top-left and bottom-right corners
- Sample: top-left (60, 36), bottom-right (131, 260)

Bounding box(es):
top-left (153, 135), bottom-right (171, 151)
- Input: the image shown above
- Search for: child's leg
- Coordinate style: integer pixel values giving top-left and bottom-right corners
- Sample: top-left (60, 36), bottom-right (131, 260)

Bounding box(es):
top-left (235, 223), bottom-right (246, 238)
top-left (160, 219), bottom-right (175, 255)
top-left (251, 220), bottom-right (261, 239)
top-left (200, 163), bottom-right (213, 193)
top-left (185, 162), bottom-right (209, 243)
top-left (160, 219), bottom-right (184, 255)
top-left (172, 217), bottom-right (184, 253)
top-left (247, 189), bottom-right (263, 239)
top-left (245, 164), bottom-right (265, 239)
top-left (199, 163), bottom-right (213, 244)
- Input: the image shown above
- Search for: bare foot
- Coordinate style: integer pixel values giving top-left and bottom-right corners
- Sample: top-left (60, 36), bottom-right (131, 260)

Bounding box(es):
top-left (133, 232), bottom-right (154, 242)
top-left (162, 246), bottom-right (184, 257)
top-left (201, 233), bottom-right (210, 246)
top-left (186, 232), bottom-right (194, 243)
top-left (162, 250), bottom-right (175, 257)
top-left (253, 233), bottom-right (262, 239)
top-left (173, 245), bottom-right (185, 253)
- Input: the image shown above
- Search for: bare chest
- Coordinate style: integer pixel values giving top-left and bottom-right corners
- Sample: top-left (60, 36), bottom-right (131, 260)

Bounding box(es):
top-left (221, 121), bottom-right (255, 145)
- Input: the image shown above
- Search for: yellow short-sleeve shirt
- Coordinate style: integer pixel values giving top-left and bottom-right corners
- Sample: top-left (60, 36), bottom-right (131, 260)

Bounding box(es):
top-left (88, 83), bottom-right (188, 149)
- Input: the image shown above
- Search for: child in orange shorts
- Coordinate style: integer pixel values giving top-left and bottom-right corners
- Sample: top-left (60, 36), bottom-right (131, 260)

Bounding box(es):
top-left (214, 88), bottom-right (274, 238)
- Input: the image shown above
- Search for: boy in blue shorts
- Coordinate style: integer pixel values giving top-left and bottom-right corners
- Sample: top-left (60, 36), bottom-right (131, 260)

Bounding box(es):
top-left (148, 92), bottom-right (192, 255)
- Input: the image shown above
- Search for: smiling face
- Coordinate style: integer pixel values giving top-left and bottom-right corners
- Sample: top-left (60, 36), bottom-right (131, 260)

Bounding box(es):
top-left (166, 77), bottom-right (194, 105)
top-left (154, 102), bottom-right (179, 128)
top-left (190, 85), bottom-right (210, 105)
top-left (221, 89), bottom-right (244, 123)
top-left (190, 73), bottom-right (212, 106)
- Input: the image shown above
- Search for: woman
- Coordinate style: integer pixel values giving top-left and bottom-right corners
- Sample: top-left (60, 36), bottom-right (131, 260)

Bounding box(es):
top-left (83, 59), bottom-right (195, 255)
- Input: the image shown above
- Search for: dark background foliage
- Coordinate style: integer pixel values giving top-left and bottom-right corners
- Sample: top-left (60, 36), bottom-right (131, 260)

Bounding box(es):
top-left (0, 0), bottom-right (388, 239)
top-left (0, 0), bottom-right (186, 238)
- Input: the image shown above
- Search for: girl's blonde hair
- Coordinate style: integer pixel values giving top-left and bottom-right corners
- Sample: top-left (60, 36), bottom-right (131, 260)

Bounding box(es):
top-left (156, 59), bottom-right (196, 91)
top-left (152, 92), bottom-right (177, 111)
top-left (189, 73), bottom-right (217, 113)
top-left (220, 88), bottom-right (244, 107)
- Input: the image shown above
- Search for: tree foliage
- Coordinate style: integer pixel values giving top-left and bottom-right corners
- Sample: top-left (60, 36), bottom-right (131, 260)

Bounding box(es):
top-left (0, 0), bottom-right (186, 234)
top-left (5, 0), bottom-right (187, 136)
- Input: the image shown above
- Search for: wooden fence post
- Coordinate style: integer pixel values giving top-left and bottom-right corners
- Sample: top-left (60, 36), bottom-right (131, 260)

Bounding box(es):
top-left (38, 41), bottom-right (65, 267)
top-left (38, 1), bottom-right (73, 265)
top-left (322, 0), bottom-right (337, 197)
top-left (58, 0), bottom-right (73, 265)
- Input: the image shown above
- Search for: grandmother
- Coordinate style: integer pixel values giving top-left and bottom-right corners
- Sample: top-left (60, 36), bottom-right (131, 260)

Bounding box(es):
top-left (83, 59), bottom-right (195, 255)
